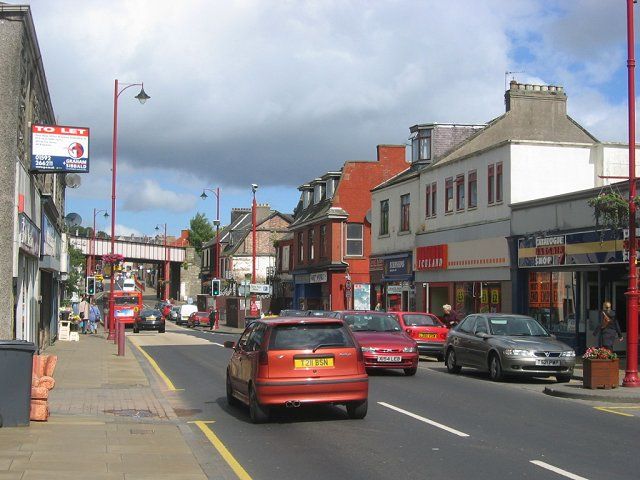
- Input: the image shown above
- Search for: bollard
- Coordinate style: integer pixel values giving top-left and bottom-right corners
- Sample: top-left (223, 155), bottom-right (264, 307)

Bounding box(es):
top-left (113, 317), bottom-right (118, 344)
top-left (214, 310), bottom-right (219, 330)
top-left (117, 320), bottom-right (125, 356)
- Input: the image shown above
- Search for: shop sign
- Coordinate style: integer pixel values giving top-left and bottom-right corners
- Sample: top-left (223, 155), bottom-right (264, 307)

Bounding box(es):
top-left (31, 124), bottom-right (90, 173)
top-left (41, 214), bottom-right (60, 258)
top-left (19, 213), bottom-right (40, 257)
top-left (415, 245), bottom-right (448, 270)
top-left (353, 284), bottom-right (370, 310)
top-left (249, 283), bottom-right (271, 294)
top-left (387, 285), bottom-right (404, 294)
top-left (294, 274), bottom-right (310, 284)
top-left (310, 272), bottom-right (327, 283)
top-left (533, 235), bottom-right (565, 266)
top-left (384, 255), bottom-right (412, 276)
top-left (369, 256), bottom-right (384, 272)
top-left (446, 238), bottom-right (509, 269)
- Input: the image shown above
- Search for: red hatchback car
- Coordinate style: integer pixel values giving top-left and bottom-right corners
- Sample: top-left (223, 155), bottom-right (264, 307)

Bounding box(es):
top-left (224, 317), bottom-right (369, 423)
top-left (390, 312), bottom-right (449, 361)
top-left (333, 311), bottom-right (419, 376)
top-left (187, 311), bottom-right (210, 328)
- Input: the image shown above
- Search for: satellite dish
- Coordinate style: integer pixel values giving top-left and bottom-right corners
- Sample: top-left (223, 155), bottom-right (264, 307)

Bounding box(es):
top-left (65, 174), bottom-right (81, 188)
top-left (364, 209), bottom-right (372, 224)
top-left (64, 212), bottom-right (83, 228)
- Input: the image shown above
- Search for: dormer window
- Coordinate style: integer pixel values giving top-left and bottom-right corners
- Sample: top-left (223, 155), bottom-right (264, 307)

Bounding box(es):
top-left (326, 178), bottom-right (336, 198)
top-left (302, 190), bottom-right (312, 209)
top-left (410, 128), bottom-right (432, 163)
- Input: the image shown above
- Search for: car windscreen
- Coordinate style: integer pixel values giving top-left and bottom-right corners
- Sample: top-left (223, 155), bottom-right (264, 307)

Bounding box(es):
top-left (269, 323), bottom-right (355, 350)
top-left (280, 310), bottom-right (309, 317)
top-left (402, 314), bottom-right (441, 327)
top-left (115, 296), bottom-right (138, 305)
top-left (488, 316), bottom-right (550, 336)
top-left (343, 313), bottom-right (402, 332)
top-left (140, 309), bottom-right (161, 317)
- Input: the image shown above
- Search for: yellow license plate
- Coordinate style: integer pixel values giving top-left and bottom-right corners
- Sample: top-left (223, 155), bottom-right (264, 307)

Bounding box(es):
top-left (419, 333), bottom-right (437, 338)
top-left (294, 358), bottom-right (334, 369)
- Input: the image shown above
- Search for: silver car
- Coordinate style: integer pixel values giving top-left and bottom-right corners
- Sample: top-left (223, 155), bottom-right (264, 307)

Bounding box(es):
top-left (443, 313), bottom-right (575, 382)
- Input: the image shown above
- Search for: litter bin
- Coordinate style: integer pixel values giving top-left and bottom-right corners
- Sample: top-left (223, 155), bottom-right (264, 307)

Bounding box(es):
top-left (0, 340), bottom-right (36, 427)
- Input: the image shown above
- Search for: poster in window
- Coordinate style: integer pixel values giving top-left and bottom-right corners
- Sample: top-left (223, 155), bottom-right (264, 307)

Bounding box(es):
top-left (353, 283), bottom-right (371, 311)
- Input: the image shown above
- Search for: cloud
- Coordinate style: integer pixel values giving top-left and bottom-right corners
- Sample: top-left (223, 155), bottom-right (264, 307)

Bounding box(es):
top-left (121, 179), bottom-right (196, 213)
top-left (115, 224), bottom-right (143, 237)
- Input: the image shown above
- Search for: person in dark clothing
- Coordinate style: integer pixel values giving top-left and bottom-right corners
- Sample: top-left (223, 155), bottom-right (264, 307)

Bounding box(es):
top-left (593, 301), bottom-right (623, 350)
top-left (442, 304), bottom-right (459, 328)
top-left (208, 308), bottom-right (217, 330)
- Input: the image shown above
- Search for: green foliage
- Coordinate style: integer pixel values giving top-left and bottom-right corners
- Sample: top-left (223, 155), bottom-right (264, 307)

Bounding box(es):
top-left (64, 244), bottom-right (86, 295)
top-left (588, 192), bottom-right (629, 230)
top-left (189, 212), bottom-right (214, 253)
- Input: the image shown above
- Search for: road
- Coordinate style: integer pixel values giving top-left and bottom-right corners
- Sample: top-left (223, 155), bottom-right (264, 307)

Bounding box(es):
top-left (127, 321), bottom-right (639, 480)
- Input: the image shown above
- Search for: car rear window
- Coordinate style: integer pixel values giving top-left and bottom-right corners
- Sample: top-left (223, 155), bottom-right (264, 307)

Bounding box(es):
top-left (343, 313), bottom-right (401, 332)
top-left (140, 309), bottom-right (161, 317)
top-left (402, 314), bottom-right (440, 326)
top-left (269, 323), bottom-right (355, 350)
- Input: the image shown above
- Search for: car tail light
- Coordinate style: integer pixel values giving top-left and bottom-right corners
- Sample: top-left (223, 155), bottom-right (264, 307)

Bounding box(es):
top-left (405, 328), bottom-right (412, 335)
top-left (357, 346), bottom-right (364, 362)
top-left (259, 349), bottom-right (269, 366)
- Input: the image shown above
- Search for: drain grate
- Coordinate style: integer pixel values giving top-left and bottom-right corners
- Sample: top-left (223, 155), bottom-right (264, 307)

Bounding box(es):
top-left (130, 428), bottom-right (155, 435)
top-left (103, 409), bottom-right (155, 418)
top-left (173, 408), bottom-right (202, 417)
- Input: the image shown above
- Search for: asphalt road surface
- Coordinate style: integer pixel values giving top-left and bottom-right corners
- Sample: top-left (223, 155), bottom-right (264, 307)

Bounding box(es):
top-left (127, 322), bottom-right (639, 480)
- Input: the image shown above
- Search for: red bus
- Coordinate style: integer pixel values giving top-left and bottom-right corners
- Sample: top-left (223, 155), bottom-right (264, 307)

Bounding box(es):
top-left (112, 290), bottom-right (143, 326)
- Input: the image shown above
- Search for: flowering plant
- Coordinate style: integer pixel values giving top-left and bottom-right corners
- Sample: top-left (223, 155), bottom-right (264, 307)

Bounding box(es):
top-left (102, 253), bottom-right (124, 265)
top-left (582, 347), bottom-right (617, 360)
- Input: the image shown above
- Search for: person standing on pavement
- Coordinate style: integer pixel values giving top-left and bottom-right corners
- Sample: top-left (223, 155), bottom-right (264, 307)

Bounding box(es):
top-left (208, 307), bottom-right (216, 330)
top-left (442, 304), bottom-right (459, 328)
top-left (593, 301), bottom-right (623, 351)
top-left (88, 298), bottom-right (101, 334)
top-left (78, 296), bottom-right (90, 334)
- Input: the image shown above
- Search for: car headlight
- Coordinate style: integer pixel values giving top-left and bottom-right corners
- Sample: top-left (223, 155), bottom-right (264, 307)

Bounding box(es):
top-left (403, 346), bottom-right (417, 353)
top-left (503, 349), bottom-right (536, 357)
top-left (361, 347), bottom-right (377, 353)
top-left (560, 350), bottom-right (575, 357)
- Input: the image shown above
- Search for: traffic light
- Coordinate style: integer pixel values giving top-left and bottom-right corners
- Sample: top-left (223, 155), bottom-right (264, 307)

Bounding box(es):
top-left (86, 276), bottom-right (96, 295)
top-left (211, 278), bottom-right (221, 296)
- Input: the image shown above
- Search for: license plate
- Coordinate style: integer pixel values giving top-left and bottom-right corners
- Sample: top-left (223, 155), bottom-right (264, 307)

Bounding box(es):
top-left (535, 359), bottom-right (560, 366)
top-left (377, 355), bottom-right (402, 362)
top-left (419, 333), bottom-right (437, 339)
top-left (116, 309), bottom-right (133, 317)
top-left (294, 357), bottom-right (334, 369)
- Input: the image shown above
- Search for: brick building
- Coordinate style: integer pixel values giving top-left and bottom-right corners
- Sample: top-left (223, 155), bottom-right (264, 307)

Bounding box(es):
top-left (289, 145), bottom-right (407, 311)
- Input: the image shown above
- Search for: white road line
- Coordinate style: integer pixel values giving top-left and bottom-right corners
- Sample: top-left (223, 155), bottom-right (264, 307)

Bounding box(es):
top-left (212, 342), bottom-right (225, 347)
top-left (378, 402), bottom-right (470, 437)
top-left (530, 461), bottom-right (589, 480)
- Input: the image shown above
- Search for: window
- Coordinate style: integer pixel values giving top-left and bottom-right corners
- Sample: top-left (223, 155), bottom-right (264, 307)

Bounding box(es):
top-left (281, 245), bottom-right (290, 271)
top-left (488, 164), bottom-right (495, 204)
top-left (400, 194), bottom-right (410, 232)
top-left (297, 232), bottom-right (304, 262)
top-left (380, 199), bottom-right (389, 235)
top-left (496, 162), bottom-right (503, 203)
top-left (456, 174), bottom-right (465, 210)
top-left (425, 185), bottom-right (431, 218)
top-left (445, 177), bottom-right (454, 213)
top-left (411, 129), bottom-right (432, 162)
top-left (320, 224), bottom-right (327, 258)
top-left (313, 183), bottom-right (325, 204)
top-left (308, 228), bottom-right (315, 261)
top-left (431, 182), bottom-right (437, 217)
top-left (468, 170), bottom-right (477, 208)
top-left (346, 223), bottom-right (363, 256)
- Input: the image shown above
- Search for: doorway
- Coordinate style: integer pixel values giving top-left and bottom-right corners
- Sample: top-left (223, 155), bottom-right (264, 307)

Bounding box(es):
top-left (429, 286), bottom-right (449, 317)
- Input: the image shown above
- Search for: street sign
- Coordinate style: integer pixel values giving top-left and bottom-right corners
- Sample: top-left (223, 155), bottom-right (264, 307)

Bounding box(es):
top-left (249, 284), bottom-right (271, 294)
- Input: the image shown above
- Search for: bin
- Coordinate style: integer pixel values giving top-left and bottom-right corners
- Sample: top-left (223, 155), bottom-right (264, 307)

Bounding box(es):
top-left (0, 340), bottom-right (36, 427)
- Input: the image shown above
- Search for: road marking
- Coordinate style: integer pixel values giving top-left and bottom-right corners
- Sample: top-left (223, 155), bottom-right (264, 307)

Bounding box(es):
top-left (132, 342), bottom-right (180, 391)
top-left (378, 402), bottom-right (470, 437)
top-left (212, 342), bottom-right (225, 347)
top-left (594, 406), bottom-right (638, 417)
top-left (530, 460), bottom-right (589, 480)
top-left (193, 420), bottom-right (252, 480)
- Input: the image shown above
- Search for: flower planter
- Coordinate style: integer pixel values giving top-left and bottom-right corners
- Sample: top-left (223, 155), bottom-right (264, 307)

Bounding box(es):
top-left (583, 358), bottom-right (619, 389)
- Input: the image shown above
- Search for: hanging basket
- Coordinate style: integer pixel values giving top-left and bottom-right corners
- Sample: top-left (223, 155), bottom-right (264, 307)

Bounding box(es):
top-left (588, 192), bottom-right (629, 230)
top-left (102, 253), bottom-right (125, 265)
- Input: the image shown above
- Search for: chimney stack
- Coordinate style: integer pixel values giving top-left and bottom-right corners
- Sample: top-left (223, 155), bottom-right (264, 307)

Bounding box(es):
top-left (505, 80), bottom-right (567, 114)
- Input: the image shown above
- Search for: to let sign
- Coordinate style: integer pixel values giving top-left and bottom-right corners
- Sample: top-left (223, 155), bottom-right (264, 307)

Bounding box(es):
top-left (415, 245), bottom-right (448, 270)
top-left (31, 124), bottom-right (90, 173)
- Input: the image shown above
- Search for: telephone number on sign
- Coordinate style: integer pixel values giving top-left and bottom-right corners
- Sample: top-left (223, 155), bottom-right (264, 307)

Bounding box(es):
top-left (34, 159), bottom-right (54, 168)
top-left (35, 155), bottom-right (52, 161)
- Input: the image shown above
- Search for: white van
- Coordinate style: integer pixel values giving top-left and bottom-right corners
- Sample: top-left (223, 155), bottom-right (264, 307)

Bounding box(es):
top-left (177, 304), bottom-right (197, 325)
top-left (122, 279), bottom-right (136, 292)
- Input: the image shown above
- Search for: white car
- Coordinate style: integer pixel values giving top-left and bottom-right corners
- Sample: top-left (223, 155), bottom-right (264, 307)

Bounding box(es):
top-left (122, 279), bottom-right (136, 292)
top-left (177, 304), bottom-right (197, 325)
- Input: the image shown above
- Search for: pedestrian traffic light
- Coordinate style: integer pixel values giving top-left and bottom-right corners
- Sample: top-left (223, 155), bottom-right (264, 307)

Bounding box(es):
top-left (211, 278), bottom-right (221, 296)
top-left (86, 276), bottom-right (96, 295)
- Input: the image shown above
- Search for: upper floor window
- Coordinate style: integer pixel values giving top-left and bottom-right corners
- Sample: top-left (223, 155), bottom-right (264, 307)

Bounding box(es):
top-left (468, 170), bottom-right (477, 208)
top-left (488, 164), bottom-right (495, 204)
top-left (425, 185), bottom-right (431, 219)
top-left (308, 228), bottom-right (315, 261)
top-left (445, 177), bottom-right (454, 213)
top-left (431, 182), bottom-right (437, 217)
top-left (456, 174), bottom-right (465, 211)
top-left (320, 224), bottom-right (327, 258)
top-left (281, 245), bottom-right (290, 271)
top-left (411, 129), bottom-right (432, 162)
top-left (302, 190), bottom-right (312, 209)
top-left (313, 183), bottom-right (325, 204)
top-left (400, 194), bottom-right (411, 232)
top-left (496, 162), bottom-right (503, 203)
top-left (297, 232), bottom-right (304, 262)
top-left (346, 223), bottom-right (363, 256)
top-left (380, 199), bottom-right (389, 235)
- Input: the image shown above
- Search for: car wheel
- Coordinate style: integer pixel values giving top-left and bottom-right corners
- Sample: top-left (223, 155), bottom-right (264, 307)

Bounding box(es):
top-left (436, 354), bottom-right (444, 362)
top-left (404, 366), bottom-right (418, 376)
top-left (226, 373), bottom-right (239, 406)
top-left (133, 326), bottom-right (139, 334)
top-left (346, 399), bottom-right (368, 419)
top-left (556, 374), bottom-right (571, 383)
top-left (159, 327), bottom-right (165, 333)
top-left (249, 385), bottom-right (269, 423)
top-left (489, 354), bottom-right (504, 382)
top-left (446, 348), bottom-right (461, 374)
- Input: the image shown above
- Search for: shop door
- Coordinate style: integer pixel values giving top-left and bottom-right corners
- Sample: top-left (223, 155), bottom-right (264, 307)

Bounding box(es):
top-left (429, 286), bottom-right (449, 317)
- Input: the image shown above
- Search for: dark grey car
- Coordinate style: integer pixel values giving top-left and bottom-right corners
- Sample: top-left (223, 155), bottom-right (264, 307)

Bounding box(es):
top-left (443, 313), bottom-right (575, 382)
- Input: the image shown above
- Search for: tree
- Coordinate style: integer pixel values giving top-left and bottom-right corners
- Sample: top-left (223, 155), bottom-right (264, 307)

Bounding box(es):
top-left (63, 244), bottom-right (86, 298)
top-left (189, 212), bottom-right (214, 253)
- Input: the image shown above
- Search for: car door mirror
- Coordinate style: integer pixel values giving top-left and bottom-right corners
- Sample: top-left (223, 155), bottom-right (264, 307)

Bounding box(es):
top-left (224, 341), bottom-right (236, 349)
top-left (476, 332), bottom-right (490, 339)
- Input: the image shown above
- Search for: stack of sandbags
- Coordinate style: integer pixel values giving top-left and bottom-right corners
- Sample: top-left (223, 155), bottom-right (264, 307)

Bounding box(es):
top-left (30, 354), bottom-right (57, 421)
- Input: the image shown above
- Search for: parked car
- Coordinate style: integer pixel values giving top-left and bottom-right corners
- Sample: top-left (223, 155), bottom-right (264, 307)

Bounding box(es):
top-left (333, 311), bottom-right (419, 376)
top-left (177, 304), bottom-right (198, 326)
top-left (169, 305), bottom-right (181, 322)
top-left (279, 309), bottom-right (337, 318)
top-left (187, 311), bottom-right (211, 328)
top-left (443, 313), bottom-right (576, 382)
top-left (133, 309), bottom-right (165, 334)
top-left (390, 312), bottom-right (449, 361)
top-left (224, 317), bottom-right (368, 423)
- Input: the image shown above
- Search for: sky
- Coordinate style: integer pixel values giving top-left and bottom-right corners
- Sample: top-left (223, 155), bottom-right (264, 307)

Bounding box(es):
top-left (19, 0), bottom-right (637, 239)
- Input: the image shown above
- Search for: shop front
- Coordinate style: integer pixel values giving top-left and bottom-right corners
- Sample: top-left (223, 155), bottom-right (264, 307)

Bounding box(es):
top-left (16, 212), bottom-right (41, 344)
top-left (381, 253), bottom-right (414, 312)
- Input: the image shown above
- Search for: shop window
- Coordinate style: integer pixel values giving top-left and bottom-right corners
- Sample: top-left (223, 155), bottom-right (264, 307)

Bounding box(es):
top-left (468, 170), bottom-right (477, 208)
top-left (456, 174), bottom-right (465, 210)
top-left (346, 223), bottom-right (363, 256)
top-left (400, 194), bottom-right (410, 232)
top-left (496, 162), bottom-right (503, 203)
top-left (320, 224), bottom-right (327, 258)
top-left (488, 164), bottom-right (495, 204)
top-left (527, 271), bottom-right (576, 334)
top-left (297, 232), bottom-right (304, 263)
top-left (454, 282), bottom-right (502, 316)
top-left (380, 199), bottom-right (389, 235)
top-left (445, 177), bottom-right (453, 213)
top-left (431, 182), bottom-right (437, 217)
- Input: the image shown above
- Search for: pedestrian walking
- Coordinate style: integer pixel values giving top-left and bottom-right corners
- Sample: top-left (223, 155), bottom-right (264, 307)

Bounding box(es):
top-left (88, 298), bottom-right (101, 334)
top-left (208, 308), bottom-right (216, 330)
top-left (374, 301), bottom-right (384, 311)
top-left (442, 304), bottom-right (459, 328)
top-left (78, 296), bottom-right (90, 334)
top-left (593, 300), bottom-right (623, 351)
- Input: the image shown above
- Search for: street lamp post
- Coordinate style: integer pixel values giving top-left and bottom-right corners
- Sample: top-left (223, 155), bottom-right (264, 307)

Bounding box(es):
top-left (155, 224), bottom-right (169, 301)
top-left (200, 188), bottom-right (221, 279)
top-left (624, 0), bottom-right (640, 387)
top-left (250, 184), bottom-right (259, 317)
top-left (107, 79), bottom-right (150, 341)
top-left (89, 209), bottom-right (108, 276)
